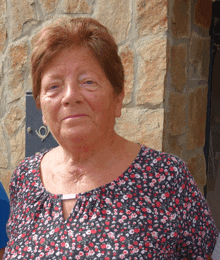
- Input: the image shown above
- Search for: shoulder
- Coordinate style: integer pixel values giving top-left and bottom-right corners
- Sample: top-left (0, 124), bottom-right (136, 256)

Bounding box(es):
top-left (139, 145), bottom-right (189, 176)
top-left (10, 151), bottom-right (49, 192)
top-left (137, 145), bottom-right (195, 190)
top-left (140, 145), bottom-right (184, 163)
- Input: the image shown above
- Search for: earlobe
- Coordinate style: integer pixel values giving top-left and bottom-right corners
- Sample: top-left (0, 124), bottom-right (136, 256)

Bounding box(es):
top-left (115, 91), bottom-right (124, 118)
top-left (42, 115), bottom-right (47, 126)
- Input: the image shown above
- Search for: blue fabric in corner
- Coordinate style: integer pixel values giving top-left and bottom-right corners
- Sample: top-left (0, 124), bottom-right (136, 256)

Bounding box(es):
top-left (0, 181), bottom-right (10, 249)
top-left (212, 232), bottom-right (220, 260)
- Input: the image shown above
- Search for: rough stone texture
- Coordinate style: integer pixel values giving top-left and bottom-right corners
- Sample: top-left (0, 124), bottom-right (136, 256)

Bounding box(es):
top-left (0, 0), bottom-right (6, 19)
top-left (165, 134), bottom-right (185, 159)
top-left (201, 38), bottom-right (211, 80)
top-left (172, 0), bottom-right (190, 38)
top-left (168, 92), bottom-right (187, 136)
top-left (187, 85), bottom-right (208, 150)
top-left (39, 0), bottom-right (58, 13)
top-left (61, 0), bottom-right (92, 14)
top-left (0, 21), bottom-right (6, 55)
top-left (9, 42), bottom-right (28, 70)
top-left (187, 152), bottom-right (207, 191)
top-left (10, 126), bottom-right (25, 168)
top-left (0, 0), bottom-right (7, 55)
top-left (94, 0), bottom-right (131, 44)
top-left (171, 43), bottom-right (187, 91)
top-left (194, 0), bottom-right (212, 29)
top-left (136, 0), bottom-right (168, 36)
top-left (10, 0), bottom-right (36, 40)
top-left (189, 31), bottom-right (210, 80)
top-left (0, 62), bottom-right (2, 100)
top-left (119, 45), bottom-right (134, 105)
top-left (8, 42), bottom-right (28, 103)
top-left (137, 37), bottom-right (166, 105)
top-left (115, 108), bottom-right (164, 151)
top-left (3, 106), bottom-right (25, 138)
top-left (0, 125), bottom-right (8, 168)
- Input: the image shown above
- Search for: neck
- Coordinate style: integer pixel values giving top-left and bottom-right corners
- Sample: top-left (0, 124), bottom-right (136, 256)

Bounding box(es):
top-left (41, 135), bottom-right (140, 195)
top-left (50, 133), bottom-right (127, 190)
top-left (59, 132), bottom-right (124, 169)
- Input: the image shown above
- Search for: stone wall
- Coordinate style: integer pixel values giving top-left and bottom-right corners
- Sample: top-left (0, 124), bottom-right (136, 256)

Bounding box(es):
top-left (163, 0), bottom-right (212, 192)
top-left (0, 0), bottom-right (212, 196)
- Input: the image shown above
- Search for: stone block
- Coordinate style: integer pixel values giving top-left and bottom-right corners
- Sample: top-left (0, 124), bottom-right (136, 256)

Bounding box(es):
top-left (119, 45), bottom-right (134, 105)
top-left (61, 0), bottom-right (92, 14)
top-left (189, 31), bottom-right (210, 80)
top-left (10, 126), bottom-right (25, 168)
top-left (186, 152), bottom-right (207, 191)
top-left (39, 0), bottom-right (58, 13)
top-left (194, 0), bottom-right (212, 29)
top-left (168, 92), bottom-right (187, 135)
top-left (115, 108), bottom-right (164, 151)
top-left (0, 0), bottom-right (6, 55)
top-left (9, 42), bottom-right (28, 70)
top-left (165, 134), bottom-right (185, 159)
top-left (0, 19), bottom-right (6, 55)
top-left (136, 0), bottom-right (168, 37)
top-left (187, 85), bottom-right (208, 150)
top-left (189, 31), bottom-right (203, 67)
top-left (171, 0), bottom-right (190, 38)
top-left (94, 0), bottom-right (131, 44)
top-left (3, 106), bottom-right (25, 138)
top-left (0, 62), bottom-right (2, 100)
top-left (0, 125), bottom-right (8, 168)
top-left (8, 42), bottom-right (28, 102)
top-left (0, 0), bottom-right (6, 16)
top-left (171, 43), bottom-right (187, 91)
top-left (10, 0), bottom-right (36, 40)
top-left (136, 37), bottom-right (166, 105)
top-left (201, 38), bottom-right (211, 80)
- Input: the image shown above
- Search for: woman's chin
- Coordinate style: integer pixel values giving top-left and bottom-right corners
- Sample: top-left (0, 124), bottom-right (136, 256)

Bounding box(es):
top-left (58, 128), bottom-right (99, 144)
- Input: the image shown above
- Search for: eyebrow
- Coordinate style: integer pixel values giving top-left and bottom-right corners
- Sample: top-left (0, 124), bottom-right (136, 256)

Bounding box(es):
top-left (47, 74), bottom-right (63, 80)
top-left (44, 68), bottom-right (99, 81)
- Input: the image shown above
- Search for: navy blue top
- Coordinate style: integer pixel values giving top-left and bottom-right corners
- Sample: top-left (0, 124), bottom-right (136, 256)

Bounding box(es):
top-left (0, 182), bottom-right (10, 249)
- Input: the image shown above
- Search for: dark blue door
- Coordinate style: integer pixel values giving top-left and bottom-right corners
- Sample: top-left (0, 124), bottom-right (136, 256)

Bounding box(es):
top-left (25, 92), bottom-right (58, 157)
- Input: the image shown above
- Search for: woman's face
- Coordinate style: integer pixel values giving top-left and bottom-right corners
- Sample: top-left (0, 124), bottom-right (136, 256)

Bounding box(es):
top-left (40, 47), bottom-right (124, 146)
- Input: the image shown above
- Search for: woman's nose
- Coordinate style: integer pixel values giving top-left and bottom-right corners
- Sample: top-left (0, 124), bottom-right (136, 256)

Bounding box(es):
top-left (61, 84), bottom-right (84, 106)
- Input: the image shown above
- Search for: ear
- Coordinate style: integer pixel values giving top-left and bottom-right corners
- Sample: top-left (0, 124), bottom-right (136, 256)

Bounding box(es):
top-left (115, 90), bottom-right (125, 118)
top-left (42, 114), bottom-right (47, 126)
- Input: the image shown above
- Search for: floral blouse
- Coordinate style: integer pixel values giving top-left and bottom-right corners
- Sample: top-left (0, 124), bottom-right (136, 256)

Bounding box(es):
top-left (4, 145), bottom-right (218, 259)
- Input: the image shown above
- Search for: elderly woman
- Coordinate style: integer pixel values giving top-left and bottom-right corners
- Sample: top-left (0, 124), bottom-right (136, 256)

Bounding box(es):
top-left (3, 17), bottom-right (218, 259)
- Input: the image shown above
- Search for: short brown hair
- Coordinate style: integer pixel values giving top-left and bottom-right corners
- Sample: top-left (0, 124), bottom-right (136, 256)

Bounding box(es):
top-left (31, 17), bottom-right (124, 108)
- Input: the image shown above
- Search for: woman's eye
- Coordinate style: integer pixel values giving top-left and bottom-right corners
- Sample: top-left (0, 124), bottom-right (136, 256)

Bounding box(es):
top-left (82, 80), bottom-right (99, 90)
top-left (49, 85), bottom-right (59, 90)
top-left (84, 80), bottom-right (94, 85)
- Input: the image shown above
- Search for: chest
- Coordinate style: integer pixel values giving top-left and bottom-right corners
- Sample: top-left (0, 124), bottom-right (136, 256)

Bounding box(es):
top-left (6, 192), bottom-right (179, 260)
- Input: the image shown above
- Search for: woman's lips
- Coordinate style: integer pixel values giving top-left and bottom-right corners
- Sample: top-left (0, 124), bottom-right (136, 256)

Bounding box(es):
top-left (64, 114), bottom-right (87, 120)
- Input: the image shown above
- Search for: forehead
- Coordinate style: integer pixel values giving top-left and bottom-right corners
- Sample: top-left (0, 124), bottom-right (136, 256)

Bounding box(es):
top-left (47, 47), bottom-right (99, 69)
top-left (41, 47), bottom-right (104, 80)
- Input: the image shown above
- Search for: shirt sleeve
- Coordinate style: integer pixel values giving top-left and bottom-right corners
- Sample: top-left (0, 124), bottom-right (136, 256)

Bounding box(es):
top-left (0, 182), bottom-right (10, 249)
top-left (170, 157), bottom-right (218, 258)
